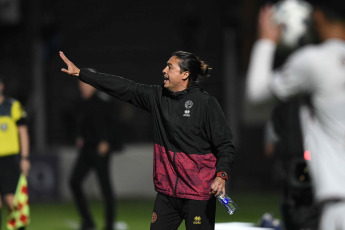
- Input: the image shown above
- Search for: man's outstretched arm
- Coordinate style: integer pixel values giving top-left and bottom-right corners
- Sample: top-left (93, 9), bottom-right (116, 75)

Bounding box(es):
top-left (59, 51), bottom-right (155, 111)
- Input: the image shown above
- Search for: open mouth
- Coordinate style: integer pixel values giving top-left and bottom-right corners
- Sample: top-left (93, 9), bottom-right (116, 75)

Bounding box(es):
top-left (163, 77), bottom-right (169, 84)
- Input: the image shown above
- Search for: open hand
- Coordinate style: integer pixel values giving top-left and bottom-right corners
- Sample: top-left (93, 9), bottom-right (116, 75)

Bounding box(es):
top-left (60, 51), bottom-right (80, 76)
top-left (258, 5), bottom-right (282, 43)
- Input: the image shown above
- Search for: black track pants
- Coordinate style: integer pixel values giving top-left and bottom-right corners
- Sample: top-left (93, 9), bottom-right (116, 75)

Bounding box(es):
top-left (150, 193), bottom-right (216, 230)
top-left (69, 149), bottom-right (115, 230)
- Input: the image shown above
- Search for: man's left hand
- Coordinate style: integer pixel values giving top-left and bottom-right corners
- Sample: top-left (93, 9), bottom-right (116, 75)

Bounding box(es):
top-left (210, 177), bottom-right (226, 197)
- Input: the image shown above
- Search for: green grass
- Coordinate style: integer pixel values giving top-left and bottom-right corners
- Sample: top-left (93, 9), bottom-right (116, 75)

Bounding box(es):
top-left (1, 190), bottom-right (282, 230)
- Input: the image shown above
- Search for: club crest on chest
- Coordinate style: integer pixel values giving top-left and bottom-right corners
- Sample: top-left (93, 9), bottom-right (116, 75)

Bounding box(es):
top-left (183, 100), bottom-right (193, 117)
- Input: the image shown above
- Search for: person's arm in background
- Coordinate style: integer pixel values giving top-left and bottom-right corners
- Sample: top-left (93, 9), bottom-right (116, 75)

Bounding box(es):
top-left (246, 5), bottom-right (313, 102)
top-left (96, 99), bottom-right (111, 156)
top-left (12, 100), bottom-right (30, 177)
top-left (18, 125), bottom-right (30, 176)
top-left (246, 5), bottom-right (281, 103)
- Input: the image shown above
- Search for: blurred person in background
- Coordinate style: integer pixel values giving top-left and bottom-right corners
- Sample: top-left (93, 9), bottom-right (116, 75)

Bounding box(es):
top-left (69, 80), bottom-right (119, 230)
top-left (0, 77), bottom-right (30, 230)
top-left (263, 96), bottom-right (320, 230)
top-left (60, 50), bottom-right (235, 230)
top-left (246, 0), bottom-right (345, 229)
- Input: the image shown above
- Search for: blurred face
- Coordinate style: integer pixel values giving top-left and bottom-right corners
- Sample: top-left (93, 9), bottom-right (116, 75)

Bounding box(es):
top-left (162, 56), bottom-right (189, 92)
top-left (79, 81), bottom-right (96, 99)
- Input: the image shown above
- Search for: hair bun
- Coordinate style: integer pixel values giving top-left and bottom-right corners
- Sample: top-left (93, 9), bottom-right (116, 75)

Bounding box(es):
top-left (199, 60), bottom-right (211, 78)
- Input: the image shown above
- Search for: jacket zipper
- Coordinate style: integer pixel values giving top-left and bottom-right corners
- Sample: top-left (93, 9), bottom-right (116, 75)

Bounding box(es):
top-left (171, 100), bottom-right (179, 197)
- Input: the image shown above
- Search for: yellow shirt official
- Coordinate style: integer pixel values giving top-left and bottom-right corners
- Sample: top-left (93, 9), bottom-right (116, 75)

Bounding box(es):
top-left (0, 98), bottom-right (26, 156)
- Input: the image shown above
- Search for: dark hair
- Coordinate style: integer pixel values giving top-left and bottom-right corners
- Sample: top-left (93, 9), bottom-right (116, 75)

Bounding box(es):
top-left (172, 51), bottom-right (211, 85)
top-left (311, 0), bottom-right (345, 23)
top-left (0, 76), bottom-right (4, 84)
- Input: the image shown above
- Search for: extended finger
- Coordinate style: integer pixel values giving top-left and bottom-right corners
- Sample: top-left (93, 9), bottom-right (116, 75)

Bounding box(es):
top-left (59, 51), bottom-right (71, 64)
top-left (61, 67), bottom-right (69, 73)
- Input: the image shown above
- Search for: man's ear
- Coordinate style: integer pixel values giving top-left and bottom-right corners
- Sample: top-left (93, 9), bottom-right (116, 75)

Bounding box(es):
top-left (182, 71), bottom-right (190, 81)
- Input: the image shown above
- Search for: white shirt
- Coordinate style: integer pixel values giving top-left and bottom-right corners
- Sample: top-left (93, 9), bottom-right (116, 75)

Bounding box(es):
top-left (246, 39), bottom-right (345, 202)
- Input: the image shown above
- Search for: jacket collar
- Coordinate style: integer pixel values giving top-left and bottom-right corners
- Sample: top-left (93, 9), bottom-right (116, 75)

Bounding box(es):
top-left (164, 83), bottom-right (200, 99)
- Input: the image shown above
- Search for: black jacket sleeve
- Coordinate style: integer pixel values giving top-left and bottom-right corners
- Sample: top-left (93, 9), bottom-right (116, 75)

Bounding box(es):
top-left (205, 96), bottom-right (235, 177)
top-left (79, 68), bottom-right (156, 112)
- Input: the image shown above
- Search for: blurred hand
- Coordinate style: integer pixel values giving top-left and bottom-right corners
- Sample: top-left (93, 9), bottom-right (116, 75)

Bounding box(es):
top-left (60, 51), bottom-right (80, 76)
top-left (76, 137), bottom-right (84, 149)
top-left (258, 5), bottom-right (282, 43)
top-left (210, 177), bottom-right (226, 197)
top-left (98, 141), bottom-right (110, 156)
top-left (264, 143), bottom-right (275, 158)
top-left (21, 158), bottom-right (30, 177)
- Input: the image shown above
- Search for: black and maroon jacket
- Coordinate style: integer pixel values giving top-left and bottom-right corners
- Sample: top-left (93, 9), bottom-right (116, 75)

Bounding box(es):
top-left (79, 68), bottom-right (235, 200)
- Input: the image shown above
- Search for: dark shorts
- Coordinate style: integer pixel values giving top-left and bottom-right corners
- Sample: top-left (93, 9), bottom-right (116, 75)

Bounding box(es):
top-left (0, 155), bottom-right (20, 195)
top-left (150, 193), bottom-right (216, 230)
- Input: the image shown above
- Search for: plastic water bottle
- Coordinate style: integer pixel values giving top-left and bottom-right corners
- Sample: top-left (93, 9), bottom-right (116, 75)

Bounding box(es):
top-left (216, 192), bottom-right (238, 215)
